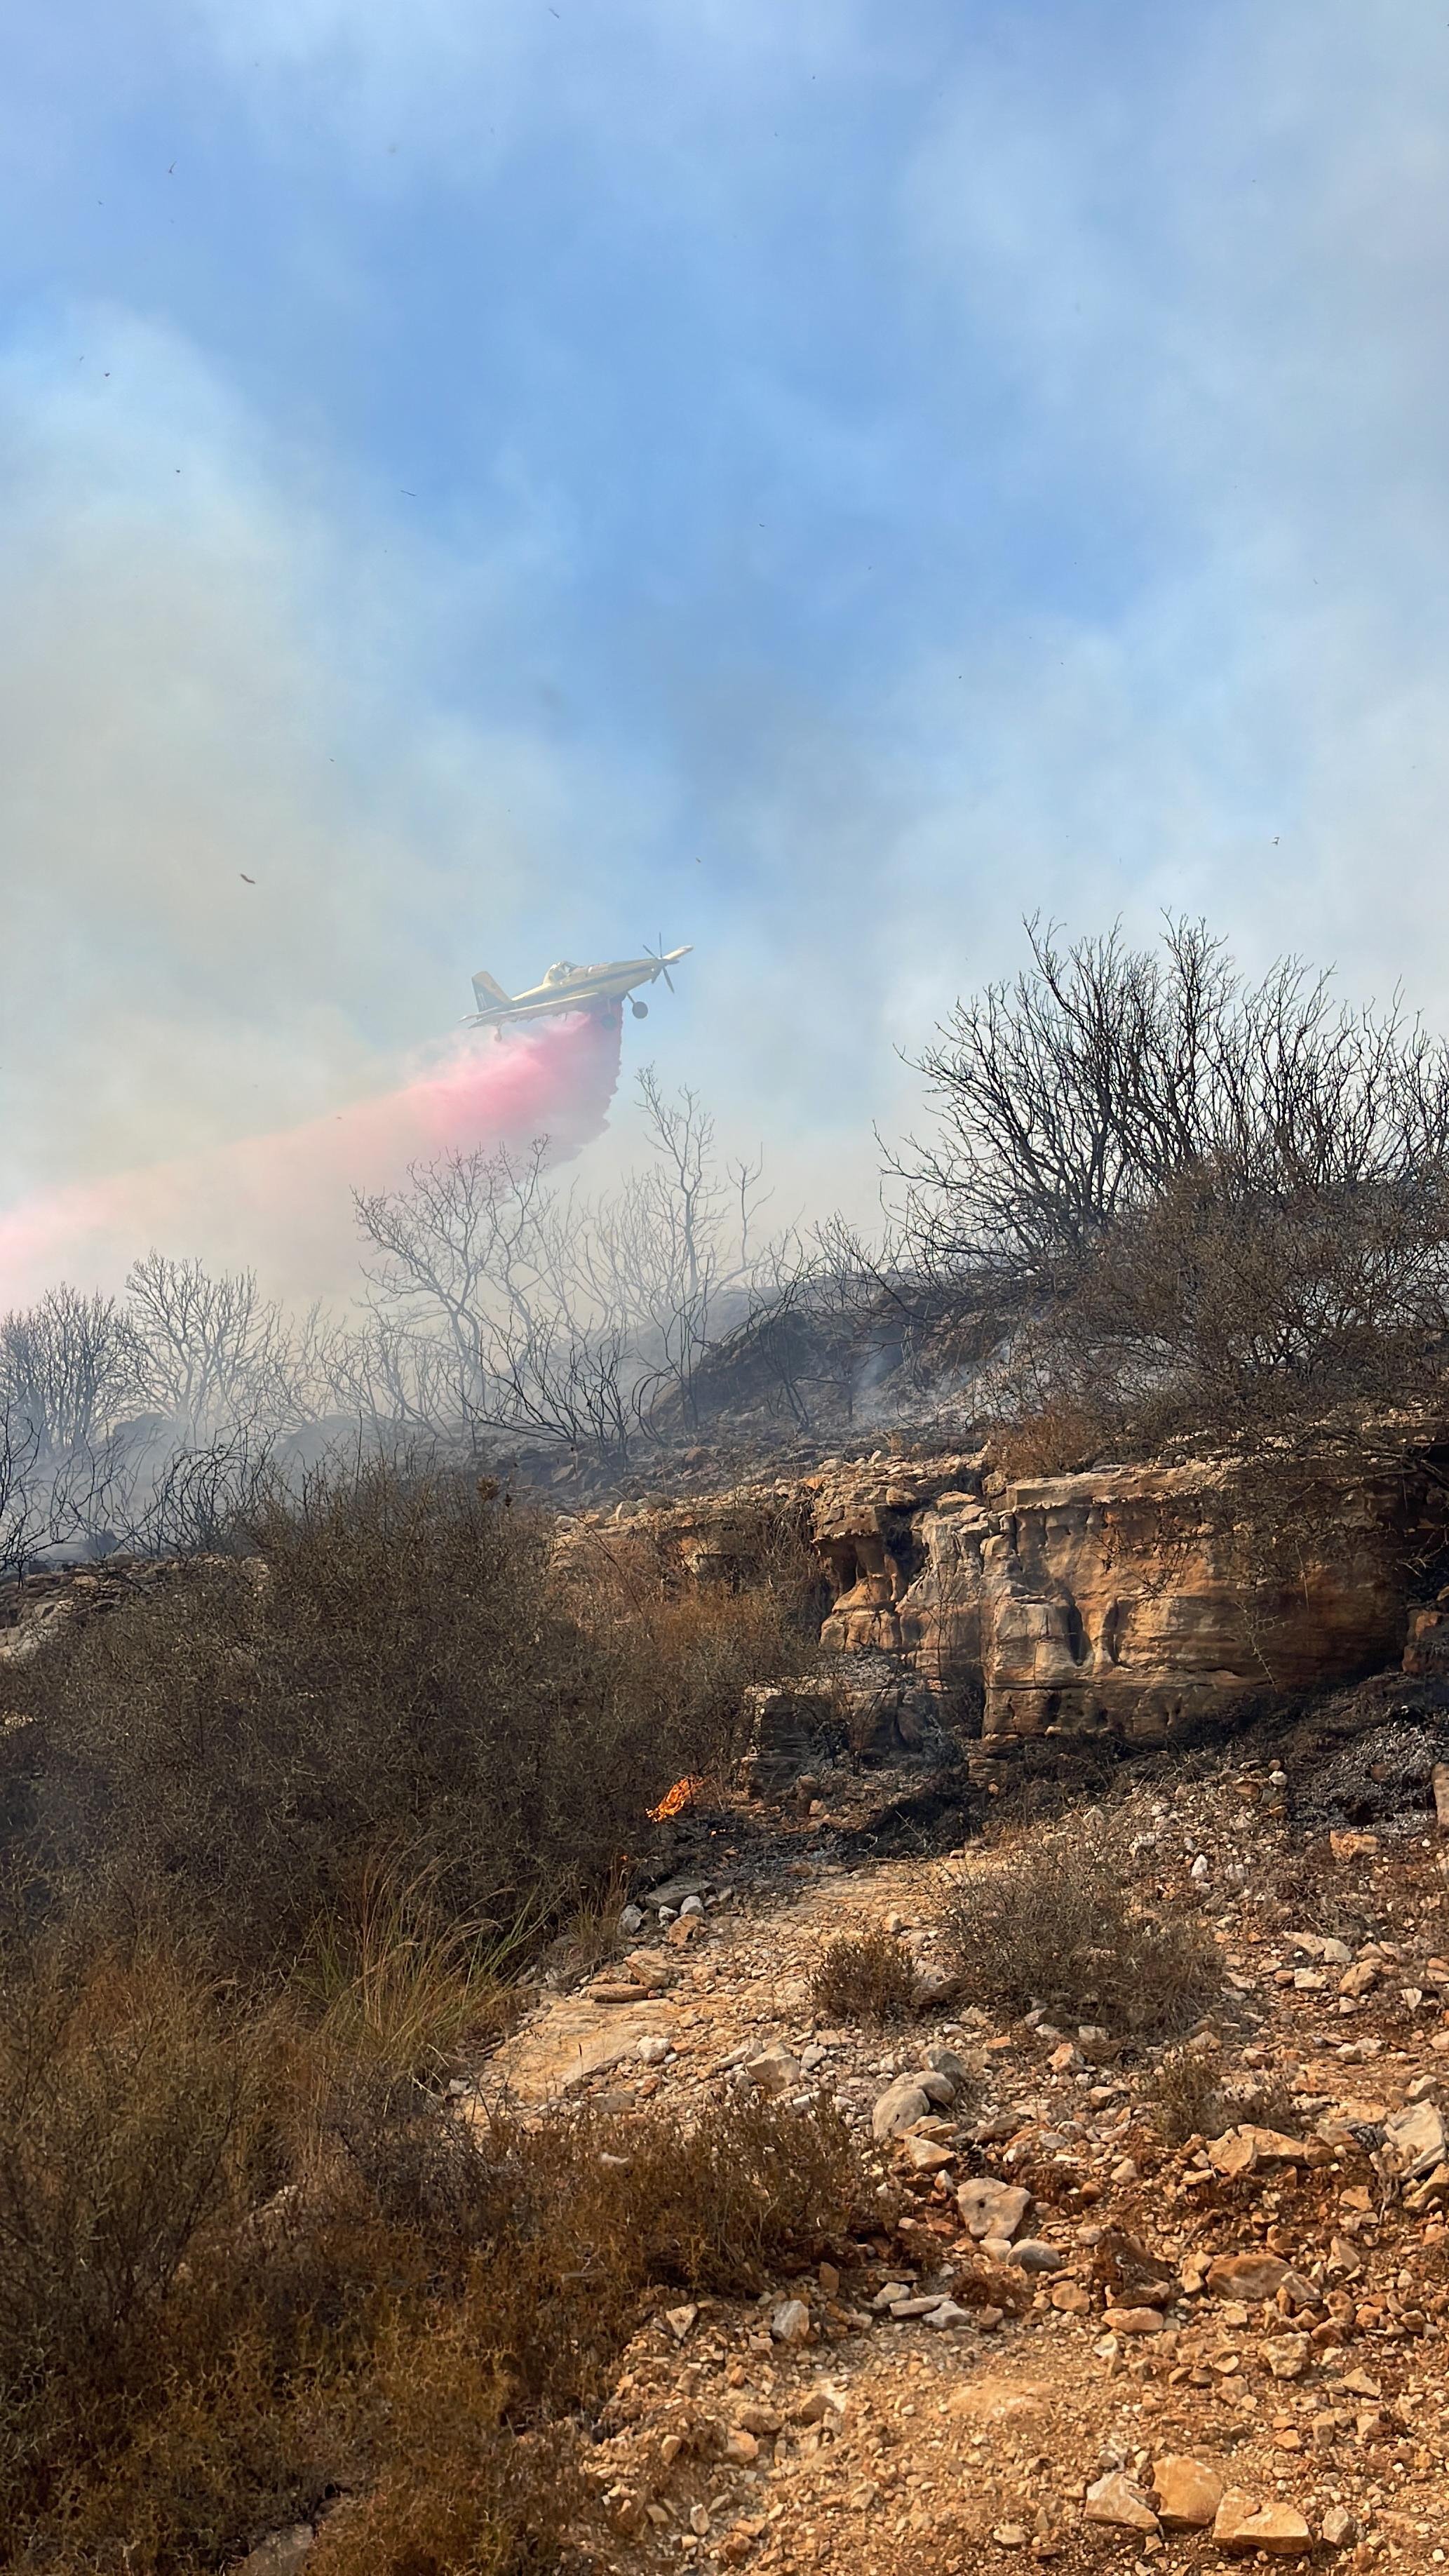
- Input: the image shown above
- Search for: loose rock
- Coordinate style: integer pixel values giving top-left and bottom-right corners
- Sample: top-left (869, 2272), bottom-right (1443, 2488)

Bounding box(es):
top-left (1212, 2493), bottom-right (1313, 2556)
top-left (770, 2299), bottom-right (811, 2346)
top-left (872, 2075), bottom-right (931, 2140)
top-left (1152, 2456), bottom-right (1223, 2530)
top-left (957, 2177), bottom-right (1032, 2241)
top-left (1205, 2250), bottom-right (1290, 2302)
top-left (1084, 2471), bottom-right (1159, 2534)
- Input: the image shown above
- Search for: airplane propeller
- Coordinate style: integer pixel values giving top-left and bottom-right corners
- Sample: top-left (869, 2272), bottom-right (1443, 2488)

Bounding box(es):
top-left (643, 937), bottom-right (677, 993)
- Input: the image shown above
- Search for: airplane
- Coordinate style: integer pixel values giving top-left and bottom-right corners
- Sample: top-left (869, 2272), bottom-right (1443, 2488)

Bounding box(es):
top-left (466, 941), bottom-right (692, 1037)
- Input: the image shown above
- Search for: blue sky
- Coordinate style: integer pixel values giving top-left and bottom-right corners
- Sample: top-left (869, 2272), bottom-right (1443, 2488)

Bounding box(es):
top-left (4, 1), bottom-right (1449, 1260)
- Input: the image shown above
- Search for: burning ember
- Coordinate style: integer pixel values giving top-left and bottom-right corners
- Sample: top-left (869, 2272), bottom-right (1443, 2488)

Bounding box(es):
top-left (647, 1774), bottom-right (703, 1823)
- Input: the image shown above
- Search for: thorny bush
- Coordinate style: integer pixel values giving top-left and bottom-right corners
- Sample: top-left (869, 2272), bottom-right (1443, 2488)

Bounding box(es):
top-left (0, 1456), bottom-right (818, 1978)
top-left (809, 1925), bottom-right (919, 2027)
top-left (941, 1807), bottom-right (1222, 2040)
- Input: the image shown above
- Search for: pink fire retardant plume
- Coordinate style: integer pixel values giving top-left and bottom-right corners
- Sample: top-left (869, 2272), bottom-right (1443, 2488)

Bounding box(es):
top-left (0, 1005), bottom-right (624, 1305)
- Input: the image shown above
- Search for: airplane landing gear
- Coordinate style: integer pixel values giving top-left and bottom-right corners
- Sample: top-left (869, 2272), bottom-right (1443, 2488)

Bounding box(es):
top-left (631, 999), bottom-right (649, 1018)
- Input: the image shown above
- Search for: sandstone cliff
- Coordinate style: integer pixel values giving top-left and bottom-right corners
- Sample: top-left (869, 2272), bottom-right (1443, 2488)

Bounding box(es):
top-left (584, 1432), bottom-right (1449, 1757)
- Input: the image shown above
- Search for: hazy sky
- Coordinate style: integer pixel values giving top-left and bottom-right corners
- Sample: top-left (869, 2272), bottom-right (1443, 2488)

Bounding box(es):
top-left (4, 2), bottom-right (1449, 1278)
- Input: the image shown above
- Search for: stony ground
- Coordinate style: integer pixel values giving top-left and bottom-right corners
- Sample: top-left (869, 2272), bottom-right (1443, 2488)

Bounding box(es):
top-left (468, 1758), bottom-right (1449, 2576)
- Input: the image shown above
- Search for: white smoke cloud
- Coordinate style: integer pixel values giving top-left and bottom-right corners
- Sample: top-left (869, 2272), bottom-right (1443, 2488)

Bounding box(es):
top-left (0, 309), bottom-right (611, 1222)
top-left (8, 0), bottom-right (1449, 1298)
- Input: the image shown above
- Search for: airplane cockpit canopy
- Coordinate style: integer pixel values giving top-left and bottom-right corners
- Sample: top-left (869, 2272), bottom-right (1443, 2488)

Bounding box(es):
top-left (541, 960), bottom-right (581, 985)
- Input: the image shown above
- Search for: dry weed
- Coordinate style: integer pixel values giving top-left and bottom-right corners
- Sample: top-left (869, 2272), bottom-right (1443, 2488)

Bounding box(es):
top-left (0, 1924), bottom-right (866, 2573)
top-left (1145, 2041), bottom-right (1229, 2145)
top-left (941, 1809), bottom-right (1222, 2040)
top-left (809, 1926), bottom-right (918, 2026)
top-left (299, 1851), bottom-right (529, 2083)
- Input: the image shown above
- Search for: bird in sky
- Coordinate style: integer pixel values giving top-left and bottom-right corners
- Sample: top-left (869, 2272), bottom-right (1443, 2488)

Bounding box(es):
top-left (240, 873), bottom-right (255, 885)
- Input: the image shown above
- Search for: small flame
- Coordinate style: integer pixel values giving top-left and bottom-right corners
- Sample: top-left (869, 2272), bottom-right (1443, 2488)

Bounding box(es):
top-left (648, 1774), bottom-right (703, 1823)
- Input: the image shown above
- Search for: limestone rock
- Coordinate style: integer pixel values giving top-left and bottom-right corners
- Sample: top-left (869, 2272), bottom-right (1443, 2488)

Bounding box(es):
top-left (872, 2076), bottom-right (931, 2140)
top-left (734, 2402), bottom-right (781, 2436)
top-left (624, 1948), bottom-right (674, 1988)
top-left (917, 2069), bottom-right (958, 2107)
top-left (1381, 2098), bottom-right (1445, 2180)
top-left (1212, 2493), bottom-right (1312, 2556)
top-left (1051, 2279), bottom-right (1091, 2313)
top-left (600, 1442), bottom-right (1416, 1753)
top-left (900, 2134), bottom-right (955, 2173)
top-left (1008, 2238), bottom-right (1064, 2272)
top-left (957, 2177), bottom-right (1031, 2241)
top-left (1206, 2126), bottom-right (1259, 2178)
top-left (231, 2537), bottom-right (313, 2576)
top-left (1084, 2472), bottom-right (1159, 2534)
top-left (912, 1964), bottom-right (964, 2009)
top-left (1208, 2124), bottom-right (1306, 2175)
top-left (769, 2299), bottom-right (811, 2345)
top-left (1330, 1830), bottom-right (1378, 1861)
top-left (945, 2377), bottom-right (1052, 2428)
top-left (747, 2047), bottom-right (801, 2099)
top-left (1152, 2457), bottom-right (1223, 2530)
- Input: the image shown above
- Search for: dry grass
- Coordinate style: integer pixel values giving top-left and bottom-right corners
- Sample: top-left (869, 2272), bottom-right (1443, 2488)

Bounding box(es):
top-left (0, 1921), bottom-right (866, 2575)
top-left (1145, 2040), bottom-right (1230, 2144)
top-left (299, 1851), bottom-right (530, 2082)
top-left (1147, 2042), bottom-right (1304, 2147)
top-left (306, 2354), bottom-right (581, 2576)
top-left (0, 1461), bottom-right (851, 2570)
top-left (809, 1926), bottom-right (919, 2026)
top-left (940, 1809), bottom-right (1222, 2041)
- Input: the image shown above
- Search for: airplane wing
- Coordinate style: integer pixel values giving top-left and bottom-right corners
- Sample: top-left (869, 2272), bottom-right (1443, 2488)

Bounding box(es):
top-left (471, 967), bottom-right (513, 1009)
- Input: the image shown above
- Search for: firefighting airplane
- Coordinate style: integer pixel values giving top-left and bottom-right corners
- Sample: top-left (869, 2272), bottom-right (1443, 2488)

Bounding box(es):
top-left (466, 942), bottom-right (692, 1036)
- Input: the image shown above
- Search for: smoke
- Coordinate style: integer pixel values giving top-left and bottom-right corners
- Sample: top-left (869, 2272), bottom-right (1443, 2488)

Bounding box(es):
top-left (0, 1005), bottom-right (623, 1306)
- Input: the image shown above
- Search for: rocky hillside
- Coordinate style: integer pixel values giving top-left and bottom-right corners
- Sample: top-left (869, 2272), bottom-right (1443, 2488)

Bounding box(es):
top-left (449, 1743), bottom-right (1449, 2575)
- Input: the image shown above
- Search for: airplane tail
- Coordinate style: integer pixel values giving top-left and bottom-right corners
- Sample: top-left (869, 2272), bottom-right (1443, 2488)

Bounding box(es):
top-left (471, 967), bottom-right (512, 1009)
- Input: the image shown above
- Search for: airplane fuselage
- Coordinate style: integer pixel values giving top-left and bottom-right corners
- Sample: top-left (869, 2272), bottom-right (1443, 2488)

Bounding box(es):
top-left (466, 946), bottom-right (691, 1031)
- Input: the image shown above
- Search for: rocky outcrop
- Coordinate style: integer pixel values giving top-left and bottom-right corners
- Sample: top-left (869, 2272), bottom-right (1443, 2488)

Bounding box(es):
top-left (0, 1557), bottom-right (180, 1666)
top-left (809, 1446), bottom-right (1429, 1746)
top-left (586, 1432), bottom-right (1448, 1758)
top-left (971, 1458), bottom-right (1408, 1751)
